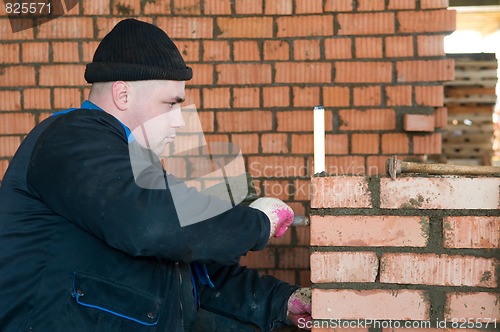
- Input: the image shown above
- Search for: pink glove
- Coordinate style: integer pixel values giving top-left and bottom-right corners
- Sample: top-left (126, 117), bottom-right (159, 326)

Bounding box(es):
top-left (287, 287), bottom-right (312, 329)
top-left (249, 197), bottom-right (294, 238)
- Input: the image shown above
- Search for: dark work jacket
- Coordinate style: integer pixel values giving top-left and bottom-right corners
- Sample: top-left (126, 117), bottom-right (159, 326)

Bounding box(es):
top-left (0, 102), bottom-right (298, 332)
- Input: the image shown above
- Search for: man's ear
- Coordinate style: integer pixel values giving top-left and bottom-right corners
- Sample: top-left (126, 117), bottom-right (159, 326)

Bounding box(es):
top-left (111, 81), bottom-right (130, 111)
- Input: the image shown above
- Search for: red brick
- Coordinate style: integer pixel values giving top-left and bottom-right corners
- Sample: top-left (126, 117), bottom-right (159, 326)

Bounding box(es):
top-left (264, 269), bottom-right (296, 285)
top-left (264, 0), bottom-right (292, 15)
top-left (185, 88), bottom-right (201, 108)
top-left (235, 0), bottom-right (263, 14)
top-left (0, 43), bottom-right (19, 64)
top-left (339, 109), bottom-right (394, 131)
top-left (295, 228), bottom-right (310, 249)
top-left (233, 87), bottom-right (260, 108)
top-left (233, 131), bottom-right (258, 155)
top-left (112, 0), bottom-right (141, 15)
top-left (263, 40), bottom-right (290, 61)
top-left (277, 15), bottom-right (333, 37)
top-left (39, 65), bottom-right (85, 86)
top-left (358, 0), bottom-right (385, 11)
top-left (325, 37), bottom-right (352, 59)
top-left (0, 136), bottom-right (21, 157)
top-left (292, 87), bottom-right (320, 107)
top-left (233, 41), bottom-right (260, 61)
top-left (217, 17), bottom-right (272, 38)
top-left (299, 270), bottom-right (311, 287)
top-left (261, 133), bottom-right (289, 154)
top-left (276, 62), bottom-right (331, 83)
top-left (338, 13), bottom-right (395, 35)
top-left (96, 18), bottom-right (133, 39)
top-left (176, 41), bottom-right (200, 62)
top-left (397, 59), bottom-right (454, 82)
top-left (310, 176), bottom-right (372, 208)
top-left (189, 64), bottom-right (214, 85)
top-left (445, 292), bottom-right (500, 320)
top-left (144, 0), bottom-right (172, 14)
top-left (311, 252), bottom-right (379, 283)
top-left (387, 0), bottom-right (416, 10)
top-left (82, 0), bottom-right (111, 14)
top-left (240, 249), bottom-right (276, 268)
top-left (434, 107), bottom-right (447, 128)
top-left (421, 0), bottom-right (449, 9)
top-left (248, 156), bottom-right (306, 178)
top-left (201, 88), bottom-right (230, 109)
top-left (366, 155), bottom-right (388, 175)
top-left (291, 134), bottom-right (348, 155)
top-left (385, 36), bottom-right (414, 57)
top-left (294, 39), bottom-right (321, 61)
top-left (21, 42), bottom-right (49, 63)
top-left (386, 85), bottom-right (412, 106)
top-left (312, 289), bottom-right (429, 320)
top-left (398, 9), bottom-right (456, 33)
top-left (24, 88), bottom-right (51, 110)
top-left (261, 179), bottom-right (290, 201)
top-left (81, 41), bottom-right (100, 63)
top-left (157, 17), bottom-right (213, 39)
top-left (0, 18), bottom-right (34, 40)
top-left (413, 132), bottom-right (442, 154)
top-left (323, 86), bottom-right (350, 107)
top-left (353, 86), bottom-right (382, 106)
top-left (355, 37), bottom-right (383, 58)
top-left (296, 0), bottom-right (322, 13)
top-left (0, 113), bottom-right (35, 135)
top-left (0, 90), bottom-right (21, 111)
top-left (326, 134), bottom-right (349, 155)
top-left (217, 111), bottom-right (272, 132)
top-left (54, 88), bottom-right (83, 110)
top-left (217, 64), bottom-right (271, 85)
top-left (197, 111), bottom-right (215, 133)
top-left (311, 215), bottom-right (429, 247)
top-left (203, 40), bottom-right (230, 61)
top-left (0, 159), bottom-right (9, 181)
top-left (381, 133), bottom-right (409, 154)
top-left (52, 42), bottom-right (79, 63)
top-left (37, 17), bottom-right (93, 39)
top-left (277, 110), bottom-right (333, 132)
top-left (415, 85), bottom-right (444, 106)
top-left (335, 62), bottom-right (392, 83)
top-left (324, 0), bottom-right (354, 12)
top-left (443, 216), bottom-right (500, 249)
top-left (0, 66), bottom-right (35, 87)
top-left (324, 156), bottom-right (366, 175)
top-left (173, 0), bottom-right (201, 14)
top-left (351, 133), bottom-right (380, 154)
top-left (380, 177), bottom-right (500, 210)
top-left (417, 35), bottom-right (445, 56)
top-left (277, 247), bottom-right (309, 268)
top-left (263, 87), bottom-right (289, 107)
top-left (381, 253), bottom-right (497, 287)
top-left (404, 114), bottom-right (435, 132)
top-left (292, 179), bottom-right (310, 202)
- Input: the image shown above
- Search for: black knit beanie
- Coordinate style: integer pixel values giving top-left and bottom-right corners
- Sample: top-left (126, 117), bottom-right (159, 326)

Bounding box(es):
top-left (85, 19), bottom-right (192, 83)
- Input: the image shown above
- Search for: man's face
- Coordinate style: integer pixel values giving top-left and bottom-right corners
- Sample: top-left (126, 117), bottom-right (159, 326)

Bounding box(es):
top-left (128, 80), bottom-right (186, 155)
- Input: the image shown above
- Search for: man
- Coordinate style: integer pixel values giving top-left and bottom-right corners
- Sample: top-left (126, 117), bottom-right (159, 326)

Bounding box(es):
top-left (0, 19), bottom-right (311, 331)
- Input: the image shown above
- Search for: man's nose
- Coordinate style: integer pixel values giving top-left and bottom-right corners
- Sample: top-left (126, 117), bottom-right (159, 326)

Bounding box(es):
top-left (170, 107), bottom-right (185, 129)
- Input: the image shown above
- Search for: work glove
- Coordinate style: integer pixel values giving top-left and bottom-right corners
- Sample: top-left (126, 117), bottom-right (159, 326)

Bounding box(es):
top-left (249, 197), bottom-right (294, 238)
top-left (287, 287), bottom-right (312, 330)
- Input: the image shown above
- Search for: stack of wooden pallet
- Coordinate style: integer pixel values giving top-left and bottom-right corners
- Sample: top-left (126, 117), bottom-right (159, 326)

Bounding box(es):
top-left (443, 53), bottom-right (497, 166)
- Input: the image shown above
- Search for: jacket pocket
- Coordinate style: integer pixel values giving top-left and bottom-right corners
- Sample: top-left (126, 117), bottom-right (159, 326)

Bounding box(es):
top-left (71, 272), bottom-right (162, 328)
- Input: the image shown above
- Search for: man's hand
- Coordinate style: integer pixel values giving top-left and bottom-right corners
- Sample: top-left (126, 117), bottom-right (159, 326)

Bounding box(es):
top-left (249, 197), bottom-right (294, 238)
top-left (287, 287), bottom-right (312, 330)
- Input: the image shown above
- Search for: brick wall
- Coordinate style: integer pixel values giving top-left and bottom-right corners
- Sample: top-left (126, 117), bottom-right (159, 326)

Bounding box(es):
top-left (1, 0), bottom-right (455, 287)
top-left (310, 175), bottom-right (499, 331)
